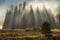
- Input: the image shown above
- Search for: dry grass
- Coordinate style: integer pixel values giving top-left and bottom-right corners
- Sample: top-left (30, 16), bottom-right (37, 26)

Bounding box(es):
top-left (0, 29), bottom-right (60, 40)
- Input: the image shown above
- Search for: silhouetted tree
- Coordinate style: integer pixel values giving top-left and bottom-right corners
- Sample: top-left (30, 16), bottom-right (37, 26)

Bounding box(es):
top-left (3, 5), bottom-right (14, 29)
top-left (23, 1), bottom-right (26, 10)
top-left (19, 4), bottom-right (22, 8)
top-left (36, 7), bottom-right (42, 26)
top-left (41, 21), bottom-right (51, 36)
top-left (10, 5), bottom-right (13, 10)
top-left (21, 14), bottom-right (27, 29)
top-left (12, 6), bottom-right (18, 29)
top-left (27, 5), bottom-right (35, 27)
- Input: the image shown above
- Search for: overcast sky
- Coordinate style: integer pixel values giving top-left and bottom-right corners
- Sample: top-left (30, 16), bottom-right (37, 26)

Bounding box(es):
top-left (0, 0), bottom-right (60, 29)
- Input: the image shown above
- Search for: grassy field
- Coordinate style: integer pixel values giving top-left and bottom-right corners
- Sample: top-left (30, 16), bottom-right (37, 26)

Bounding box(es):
top-left (0, 29), bottom-right (60, 40)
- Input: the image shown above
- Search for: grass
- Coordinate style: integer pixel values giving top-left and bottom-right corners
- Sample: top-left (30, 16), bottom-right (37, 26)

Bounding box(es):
top-left (0, 29), bottom-right (60, 40)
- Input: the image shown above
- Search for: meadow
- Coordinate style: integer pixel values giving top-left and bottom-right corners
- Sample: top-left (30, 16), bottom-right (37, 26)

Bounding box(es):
top-left (0, 29), bottom-right (60, 40)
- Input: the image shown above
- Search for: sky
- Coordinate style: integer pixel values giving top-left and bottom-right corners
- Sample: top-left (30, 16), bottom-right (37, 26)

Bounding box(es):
top-left (0, 0), bottom-right (60, 29)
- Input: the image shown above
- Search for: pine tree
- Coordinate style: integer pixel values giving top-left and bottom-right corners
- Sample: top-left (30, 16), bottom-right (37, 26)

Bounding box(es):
top-left (12, 6), bottom-right (18, 29)
top-left (23, 1), bottom-right (26, 10)
top-left (10, 5), bottom-right (13, 11)
top-left (57, 5), bottom-right (60, 27)
top-left (36, 7), bottom-right (42, 26)
top-left (3, 5), bottom-right (14, 29)
top-left (42, 5), bottom-right (56, 28)
top-left (28, 5), bottom-right (35, 27)
top-left (17, 4), bottom-right (22, 29)
top-left (21, 14), bottom-right (27, 29)
top-left (3, 10), bottom-right (9, 29)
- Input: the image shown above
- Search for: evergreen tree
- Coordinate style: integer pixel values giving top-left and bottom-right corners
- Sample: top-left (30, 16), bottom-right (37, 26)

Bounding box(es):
top-left (30, 5), bottom-right (35, 27)
top-left (3, 10), bottom-right (9, 29)
top-left (21, 14), bottom-right (27, 29)
top-left (27, 5), bottom-right (35, 27)
top-left (10, 5), bottom-right (13, 10)
top-left (23, 1), bottom-right (26, 10)
top-left (48, 9), bottom-right (57, 28)
top-left (57, 5), bottom-right (60, 27)
top-left (36, 7), bottom-right (42, 26)
top-left (12, 6), bottom-right (18, 29)
top-left (17, 4), bottom-right (22, 29)
top-left (3, 5), bottom-right (14, 29)
top-left (57, 13), bottom-right (60, 26)
top-left (42, 5), bottom-right (56, 28)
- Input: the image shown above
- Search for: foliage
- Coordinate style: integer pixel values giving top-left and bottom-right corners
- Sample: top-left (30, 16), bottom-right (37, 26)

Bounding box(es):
top-left (41, 21), bottom-right (51, 36)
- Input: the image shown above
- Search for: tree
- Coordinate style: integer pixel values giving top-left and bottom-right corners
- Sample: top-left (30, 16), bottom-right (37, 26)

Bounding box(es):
top-left (27, 5), bottom-right (35, 27)
top-left (3, 5), bottom-right (14, 29)
top-left (36, 7), bottom-right (42, 26)
top-left (12, 6), bottom-right (18, 29)
top-left (41, 21), bottom-right (51, 36)
top-left (23, 1), bottom-right (26, 10)
top-left (57, 5), bottom-right (60, 26)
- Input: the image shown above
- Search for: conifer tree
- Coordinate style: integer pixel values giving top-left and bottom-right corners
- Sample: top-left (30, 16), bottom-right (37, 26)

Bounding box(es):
top-left (29, 5), bottom-right (35, 27)
top-left (36, 7), bottom-right (42, 26)
top-left (23, 1), bottom-right (26, 10)
top-left (12, 6), bottom-right (18, 29)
